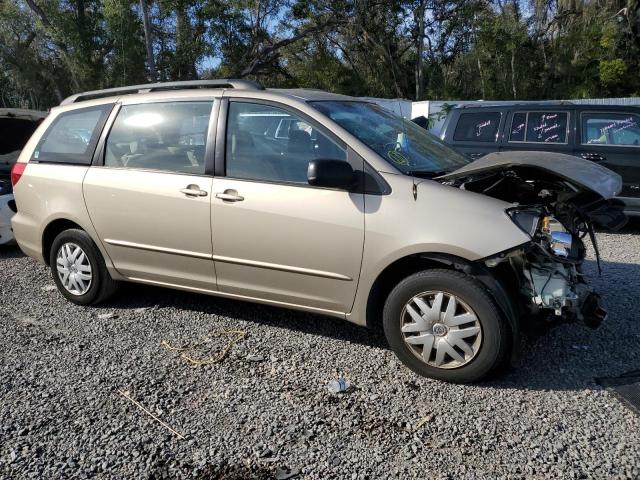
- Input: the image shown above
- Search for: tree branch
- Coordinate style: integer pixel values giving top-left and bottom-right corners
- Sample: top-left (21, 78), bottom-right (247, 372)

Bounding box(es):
top-left (239, 19), bottom-right (343, 77)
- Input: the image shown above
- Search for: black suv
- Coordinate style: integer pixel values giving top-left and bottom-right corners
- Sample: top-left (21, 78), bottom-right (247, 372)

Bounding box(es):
top-left (440, 103), bottom-right (640, 217)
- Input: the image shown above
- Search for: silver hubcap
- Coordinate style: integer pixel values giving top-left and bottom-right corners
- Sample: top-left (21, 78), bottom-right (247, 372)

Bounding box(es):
top-left (401, 291), bottom-right (482, 369)
top-left (56, 242), bottom-right (92, 295)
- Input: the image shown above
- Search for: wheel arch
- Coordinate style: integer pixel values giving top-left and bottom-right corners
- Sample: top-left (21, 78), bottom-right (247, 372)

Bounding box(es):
top-left (365, 252), bottom-right (519, 349)
top-left (41, 218), bottom-right (87, 266)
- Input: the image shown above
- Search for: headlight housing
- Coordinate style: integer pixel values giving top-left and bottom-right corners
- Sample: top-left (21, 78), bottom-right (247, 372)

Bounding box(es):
top-left (507, 208), bottom-right (575, 259)
top-left (507, 208), bottom-right (541, 237)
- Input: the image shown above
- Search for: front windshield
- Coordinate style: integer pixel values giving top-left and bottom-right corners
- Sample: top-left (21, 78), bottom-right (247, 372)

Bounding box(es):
top-left (310, 101), bottom-right (470, 174)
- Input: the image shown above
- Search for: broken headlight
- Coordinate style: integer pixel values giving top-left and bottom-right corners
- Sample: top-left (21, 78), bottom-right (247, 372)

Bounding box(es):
top-left (540, 215), bottom-right (574, 259)
top-left (507, 208), bottom-right (541, 237)
top-left (508, 208), bottom-right (576, 259)
top-left (549, 231), bottom-right (572, 258)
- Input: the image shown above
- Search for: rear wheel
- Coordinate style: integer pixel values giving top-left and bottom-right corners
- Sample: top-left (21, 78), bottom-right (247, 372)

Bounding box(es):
top-left (383, 269), bottom-right (509, 383)
top-left (49, 229), bottom-right (118, 305)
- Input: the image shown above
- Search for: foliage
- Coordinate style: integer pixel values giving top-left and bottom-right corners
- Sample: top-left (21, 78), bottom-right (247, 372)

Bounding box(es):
top-left (599, 59), bottom-right (627, 87)
top-left (1, 0), bottom-right (639, 109)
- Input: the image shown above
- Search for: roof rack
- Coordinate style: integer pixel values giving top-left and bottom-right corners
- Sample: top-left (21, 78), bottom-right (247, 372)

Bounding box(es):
top-left (60, 79), bottom-right (264, 106)
top-left (460, 100), bottom-right (574, 108)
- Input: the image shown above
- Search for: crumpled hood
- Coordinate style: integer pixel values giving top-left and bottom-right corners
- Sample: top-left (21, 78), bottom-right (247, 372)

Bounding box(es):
top-left (438, 151), bottom-right (622, 200)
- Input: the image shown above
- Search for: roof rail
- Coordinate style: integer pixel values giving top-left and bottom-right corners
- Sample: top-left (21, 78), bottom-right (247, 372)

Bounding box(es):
top-left (60, 79), bottom-right (264, 106)
top-left (459, 100), bottom-right (574, 108)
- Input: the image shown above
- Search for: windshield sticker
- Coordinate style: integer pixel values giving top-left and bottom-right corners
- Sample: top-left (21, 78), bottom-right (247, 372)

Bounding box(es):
top-left (387, 150), bottom-right (409, 166)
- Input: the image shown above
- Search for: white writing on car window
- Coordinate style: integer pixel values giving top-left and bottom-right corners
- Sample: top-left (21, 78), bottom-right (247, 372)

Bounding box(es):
top-left (531, 113), bottom-right (565, 143)
top-left (475, 120), bottom-right (492, 137)
top-left (600, 117), bottom-right (637, 135)
top-left (511, 123), bottom-right (525, 135)
top-left (586, 116), bottom-right (639, 144)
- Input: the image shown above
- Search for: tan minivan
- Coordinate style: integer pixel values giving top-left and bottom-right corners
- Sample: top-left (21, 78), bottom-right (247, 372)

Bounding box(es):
top-left (10, 80), bottom-right (625, 382)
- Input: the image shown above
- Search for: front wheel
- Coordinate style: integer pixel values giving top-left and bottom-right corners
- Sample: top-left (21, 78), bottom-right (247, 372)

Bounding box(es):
top-left (383, 269), bottom-right (509, 383)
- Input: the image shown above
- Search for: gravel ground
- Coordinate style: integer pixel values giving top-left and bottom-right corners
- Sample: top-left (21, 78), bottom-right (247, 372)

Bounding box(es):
top-left (1, 226), bottom-right (640, 479)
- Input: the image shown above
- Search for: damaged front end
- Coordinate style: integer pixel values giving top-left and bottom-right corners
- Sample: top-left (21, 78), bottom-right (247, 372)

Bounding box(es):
top-left (483, 216), bottom-right (607, 330)
top-left (439, 151), bottom-right (626, 330)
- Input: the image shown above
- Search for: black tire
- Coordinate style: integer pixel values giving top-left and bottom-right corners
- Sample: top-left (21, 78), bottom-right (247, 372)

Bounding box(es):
top-left (383, 269), bottom-right (509, 383)
top-left (49, 228), bottom-right (118, 305)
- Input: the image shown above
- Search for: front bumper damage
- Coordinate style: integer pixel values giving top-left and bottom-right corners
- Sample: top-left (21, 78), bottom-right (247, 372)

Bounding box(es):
top-left (483, 237), bottom-right (607, 331)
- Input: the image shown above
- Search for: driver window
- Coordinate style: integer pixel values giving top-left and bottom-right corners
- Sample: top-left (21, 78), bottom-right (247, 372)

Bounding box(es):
top-left (226, 102), bottom-right (346, 184)
top-left (105, 101), bottom-right (213, 174)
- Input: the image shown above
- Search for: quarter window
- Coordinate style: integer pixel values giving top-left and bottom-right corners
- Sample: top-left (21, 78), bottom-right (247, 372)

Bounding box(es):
top-left (453, 112), bottom-right (501, 142)
top-left (105, 101), bottom-right (213, 174)
top-left (32, 105), bottom-right (112, 164)
top-left (509, 112), bottom-right (527, 142)
top-left (525, 112), bottom-right (568, 143)
top-left (226, 102), bottom-right (346, 184)
top-left (582, 113), bottom-right (640, 146)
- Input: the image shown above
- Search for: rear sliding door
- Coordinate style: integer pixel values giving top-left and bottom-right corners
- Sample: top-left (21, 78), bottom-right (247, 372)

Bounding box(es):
top-left (83, 99), bottom-right (218, 290)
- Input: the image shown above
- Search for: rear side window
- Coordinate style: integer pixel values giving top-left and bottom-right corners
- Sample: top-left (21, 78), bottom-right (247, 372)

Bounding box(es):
top-left (104, 101), bottom-right (214, 174)
top-left (582, 113), bottom-right (640, 146)
top-left (525, 112), bottom-right (568, 143)
top-left (32, 105), bottom-right (112, 164)
top-left (453, 112), bottom-right (501, 142)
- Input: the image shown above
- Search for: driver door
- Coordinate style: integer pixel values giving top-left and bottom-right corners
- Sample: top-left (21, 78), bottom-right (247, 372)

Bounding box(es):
top-left (210, 100), bottom-right (365, 313)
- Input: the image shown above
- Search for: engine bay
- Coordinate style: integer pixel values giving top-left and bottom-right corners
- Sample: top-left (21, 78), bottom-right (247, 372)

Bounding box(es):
top-left (440, 165), bottom-right (625, 329)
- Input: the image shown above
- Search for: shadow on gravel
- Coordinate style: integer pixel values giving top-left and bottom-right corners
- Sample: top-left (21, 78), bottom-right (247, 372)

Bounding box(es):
top-left (0, 244), bottom-right (25, 259)
top-left (148, 458), bottom-right (276, 480)
top-left (105, 282), bottom-right (389, 350)
top-left (97, 254), bottom-right (640, 392)
top-left (486, 257), bottom-right (640, 391)
top-left (603, 216), bottom-right (640, 235)
top-left (5, 233), bottom-right (638, 392)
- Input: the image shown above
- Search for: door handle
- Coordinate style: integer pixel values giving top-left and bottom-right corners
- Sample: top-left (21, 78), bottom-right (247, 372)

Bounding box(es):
top-left (180, 184), bottom-right (208, 197)
top-left (469, 153), bottom-right (484, 159)
top-left (630, 185), bottom-right (640, 191)
top-left (215, 190), bottom-right (244, 202)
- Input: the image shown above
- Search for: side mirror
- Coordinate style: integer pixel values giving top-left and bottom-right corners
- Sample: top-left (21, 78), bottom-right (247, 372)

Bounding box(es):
top-left (307, 159), bottom-right (354, 190)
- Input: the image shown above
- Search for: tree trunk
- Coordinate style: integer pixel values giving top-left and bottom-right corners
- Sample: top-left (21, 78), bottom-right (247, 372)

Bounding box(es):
top-left (139, 0), bottom-right (157, 81)
top-left (476, 56), bottom-right (486, 99)
top-left (175, 2), bottom-right (197, 79)
top-left (414, 0), bottom-right (426, 100)
top-left (510, 48), bottom-right (517, 99)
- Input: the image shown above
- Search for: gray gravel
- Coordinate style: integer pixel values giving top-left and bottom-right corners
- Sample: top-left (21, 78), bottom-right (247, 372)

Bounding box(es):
top-left (1, 226), bottom-right (640, 479)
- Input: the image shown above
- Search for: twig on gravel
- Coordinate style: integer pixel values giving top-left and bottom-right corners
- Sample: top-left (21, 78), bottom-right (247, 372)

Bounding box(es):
top-left (118, 390), bottom-right (186, 440)
top-left (414, 413), bottom-right (434, 431)
top-left (161, 330), bottom-right (246, 366)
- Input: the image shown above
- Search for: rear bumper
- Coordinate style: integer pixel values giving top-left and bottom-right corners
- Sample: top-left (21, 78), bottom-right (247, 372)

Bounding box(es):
top-left (11, 211), bottom-right (45, 262)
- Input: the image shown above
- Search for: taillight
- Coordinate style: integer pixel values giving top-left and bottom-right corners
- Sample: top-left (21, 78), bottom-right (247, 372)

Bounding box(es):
top-left (10, 162), bottom-right (27, 187)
